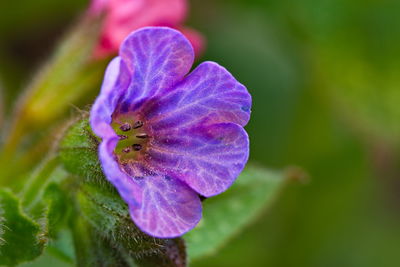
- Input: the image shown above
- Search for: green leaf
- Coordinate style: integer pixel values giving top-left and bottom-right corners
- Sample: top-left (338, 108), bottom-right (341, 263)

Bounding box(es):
top-left (185, 166), bottom-right (288, 260)
top-left (59, 119), bottom-right (104, 181)
top-left (72, 216), bottom-right (135, 267)
top-left (10, 156), bottom-right (74, 266)
top-left (19, 155), bottom-right (71, 238)
top-left (20, 229), bottom-right (75, 267)
top-left (21, 156), bottom-right (60, 209)
top-left (42, 182), bottom-right (69, 238)
top-left (0, 190), bottom-right (45, 266)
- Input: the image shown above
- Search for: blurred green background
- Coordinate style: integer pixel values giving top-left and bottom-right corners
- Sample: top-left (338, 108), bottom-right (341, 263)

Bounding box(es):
top-left (1, 0), bottom-right (400, 266)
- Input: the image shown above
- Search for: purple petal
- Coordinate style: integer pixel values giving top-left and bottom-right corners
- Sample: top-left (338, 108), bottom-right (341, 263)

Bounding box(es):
top-left (90, 57), bottom-right (131, 138)
top-left (98, 136), bottom-right (202, 238)
top-left (117, 27), bottom-right (194, 112)
top-left (143, 61), bottom-right (251, 128)
top-left (145, 123), bottom-right (250, 197)
top-left (129, 175), bottom-right (202, 238)
top-left (98, 137), bottom-right (138, 198)
top-left (90, 27), bottom-right (251, 238)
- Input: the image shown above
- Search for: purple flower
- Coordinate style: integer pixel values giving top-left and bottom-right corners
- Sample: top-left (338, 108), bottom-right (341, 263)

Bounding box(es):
top-left (90, 27), bottom-right (251, 238)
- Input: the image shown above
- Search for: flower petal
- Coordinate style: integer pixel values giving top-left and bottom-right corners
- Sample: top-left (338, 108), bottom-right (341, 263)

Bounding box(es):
top-left (143, 61), bottom-right (251, 128)
top-left (98, 137), bottom-right (202, 238)
top-left (146, 123), bottom-right (250, 197)
top-left (178, 27), bottom-right (205, 57)
top-left (90, 57), bottom-right (130, 138)
top-left (98, 137), bottom-right (137, 198)
top-left (117, 27), bottom-right (194, 112)
top-left (129, 174), bottom-right (202, 238)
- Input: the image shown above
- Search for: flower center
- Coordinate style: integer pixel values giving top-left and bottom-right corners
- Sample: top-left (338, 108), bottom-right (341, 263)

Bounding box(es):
top-left (111, 113), bottom-right (150, 163)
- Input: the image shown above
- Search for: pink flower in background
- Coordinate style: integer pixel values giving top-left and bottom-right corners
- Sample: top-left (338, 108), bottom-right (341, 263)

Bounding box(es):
top-left (91, 0), bottom-right (204, 58)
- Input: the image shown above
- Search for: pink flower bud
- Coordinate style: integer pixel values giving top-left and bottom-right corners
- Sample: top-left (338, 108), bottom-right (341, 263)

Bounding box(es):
top-left (90, 0), bottom-right (204, 59)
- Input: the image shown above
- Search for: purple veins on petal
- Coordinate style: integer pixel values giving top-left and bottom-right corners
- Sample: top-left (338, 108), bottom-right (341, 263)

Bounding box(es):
top-left (97, 134), bottom-right (202, 239)
top-left (117, 27), bottom-right (194, 112)
top-left (90, 57), bottom-right (131, 138)
top-left (129, 175), bottom-right (202, 238)
top-left (143, 61), bottom-right (252, 128)
top-left (147, 123), bottom-right (250, 197)
top-left (90, 27), bottom-right (251, 238)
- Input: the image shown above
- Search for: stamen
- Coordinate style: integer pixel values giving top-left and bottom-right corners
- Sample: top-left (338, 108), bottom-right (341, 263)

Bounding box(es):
top-left (118, 135), bottom-right (128, 140)
top-left (120, 123), bottom-right (131, 131)
top-left (133, 121), bottom-right (144, 129)
top-left (122, 147), bottom-right (131, 153)
top-left (136, 133), bottom-right (148, 139)
top-left (132, 144), bottom-right (142, 151)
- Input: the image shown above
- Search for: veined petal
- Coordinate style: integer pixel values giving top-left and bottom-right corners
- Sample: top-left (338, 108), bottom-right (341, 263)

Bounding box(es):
top-left (129, 174), bottom-right (202, 238)
top-left (90, 57), bottom-right (130, 138)
top-left (98, 137), bottom-right (202, 238)
top-left (98, 137), bottom-right (138, 198)
top-left (146, 123), bottom-right (250, 197)
top-left (118, 27), bottom-right (194, 112)
top-left (143, 61), bottom-right (251, 129)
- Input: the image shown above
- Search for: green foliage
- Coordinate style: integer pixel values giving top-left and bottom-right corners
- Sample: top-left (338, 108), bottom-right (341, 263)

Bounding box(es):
top-left (59, 119), bottom-right (104, 181)
top-left (21, 229), bottom-right (76, 267)
top-left (21, 157), bottom-right (60, 209)
top-left (20, 156), bottom-right (71, 238)
top-left (72, 216), bottom-right (135, 267)
top-left (0, 190), bottom-right (45, 266)
top-left (43, 183), bottom-right (69, 238)
top-left (0, 156), bottom-right (73, 266)
top-left (185, 166), bottom-right (287, 260)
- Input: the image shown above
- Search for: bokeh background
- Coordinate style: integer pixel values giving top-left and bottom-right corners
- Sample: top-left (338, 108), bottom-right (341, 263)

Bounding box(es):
top-left (1, 0), bottom-right (400, 266)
